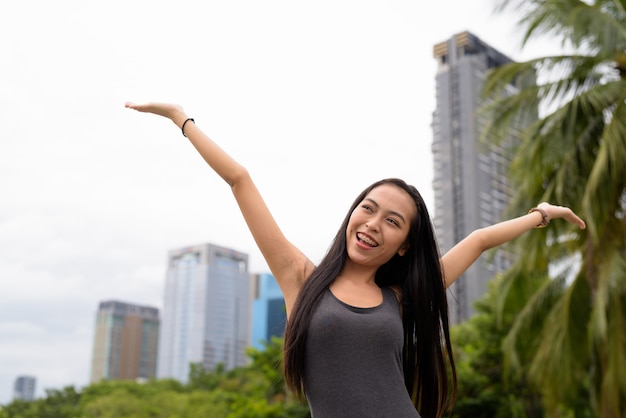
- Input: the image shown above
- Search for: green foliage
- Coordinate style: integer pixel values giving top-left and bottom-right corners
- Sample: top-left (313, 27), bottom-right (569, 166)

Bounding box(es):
top-left (79, 379), bottom-right (190, 418)
top-left (188, 362), bottom-right (225, 391)
top-left (482, 1), bottom-right (626, 415)
top-left (245, 337), bottom-right (287, 399)
top-left (0, 338), bottom-right (309, 417)
top-left (450, 278), bottom-right (545, 418)
top-left (0, 386), bottom-right (81, 418)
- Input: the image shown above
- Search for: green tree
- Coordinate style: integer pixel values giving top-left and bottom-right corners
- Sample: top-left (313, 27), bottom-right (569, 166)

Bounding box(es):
top-left (0, 339), bottom-right (308, 418)
top-left (186, 338), bottom-right (309, 417)
top-left (482, 1), bottom-right (626, 416)
top-left (241, 337), bottom-right (310, 417)
top-left (0, 400), bottom-right (40, 418)
top-left (451, 277), bottom-right (547, 418)
top-left (188, 362), bottom-right (226, 391)
top-left (79, 379), bottom-right (189, 418)
top-left (0, 386), bottom-right (81, 418)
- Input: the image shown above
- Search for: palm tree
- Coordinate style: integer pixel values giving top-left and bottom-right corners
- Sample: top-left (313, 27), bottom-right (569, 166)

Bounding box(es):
top-left (480, 0), bottom-right (626, 416)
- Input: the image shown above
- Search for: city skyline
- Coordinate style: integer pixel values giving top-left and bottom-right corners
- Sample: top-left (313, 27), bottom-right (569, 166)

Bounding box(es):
top-left (85, 254), bottom-right (283, 385)
top-left (0, 0), bottom-right (566, 404)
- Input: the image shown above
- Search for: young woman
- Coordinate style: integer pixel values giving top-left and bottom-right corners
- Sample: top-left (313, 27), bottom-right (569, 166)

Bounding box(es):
top-left (125, 102), bottom-right (586, 418)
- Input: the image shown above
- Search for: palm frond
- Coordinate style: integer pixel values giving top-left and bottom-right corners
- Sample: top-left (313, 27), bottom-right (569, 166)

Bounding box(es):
top-left (527, 272), bottom-right (592, 409)
top-left (495, 0), bottom-right (626, 54)
top-left (583, 87), bottom-right (626, 239)
top-left (493, 267), bottom-right (548, 325)
top-left (501, 275), bottom-right (567, 376)
top-left (481, 54), bottom-right (607, 151)
top-left (589, 250), bottom-right (626, 414)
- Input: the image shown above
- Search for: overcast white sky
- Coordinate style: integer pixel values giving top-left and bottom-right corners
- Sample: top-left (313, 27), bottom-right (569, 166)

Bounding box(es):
top-left (0, 0), bottom-right (561, 403)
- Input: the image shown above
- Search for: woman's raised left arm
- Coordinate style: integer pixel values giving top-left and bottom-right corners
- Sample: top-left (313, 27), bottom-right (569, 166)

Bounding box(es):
top-left (440, 203), bottom-right (585, 288)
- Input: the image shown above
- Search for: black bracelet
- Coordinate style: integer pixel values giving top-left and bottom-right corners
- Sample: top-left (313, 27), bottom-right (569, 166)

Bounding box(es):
top-left (181, 118), bottom-right (195, 137)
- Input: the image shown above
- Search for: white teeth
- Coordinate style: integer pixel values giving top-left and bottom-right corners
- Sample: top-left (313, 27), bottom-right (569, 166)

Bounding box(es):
top-left (357, 232), bottom-right (378, 246)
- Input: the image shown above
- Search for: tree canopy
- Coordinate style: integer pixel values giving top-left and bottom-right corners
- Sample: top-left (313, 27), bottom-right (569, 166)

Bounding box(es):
top-left (482, 1), bottom-right (626, 416)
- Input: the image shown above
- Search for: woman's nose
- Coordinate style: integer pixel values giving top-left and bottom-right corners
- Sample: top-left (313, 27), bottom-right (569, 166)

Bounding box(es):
top-left (365, 218), bottom-right (381, 231)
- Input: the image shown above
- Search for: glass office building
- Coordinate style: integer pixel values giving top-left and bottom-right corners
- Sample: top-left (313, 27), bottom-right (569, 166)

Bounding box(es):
top-left (157, 243), bottom-right (250, 382)
top-left (251, 273), bottom-right (286, 350)
top-left (432, 31), bottom-right (518, 323)
top-left (90, 300), bottom-right (160, 382)
top-left (13, 375), bottom-right (36, 401)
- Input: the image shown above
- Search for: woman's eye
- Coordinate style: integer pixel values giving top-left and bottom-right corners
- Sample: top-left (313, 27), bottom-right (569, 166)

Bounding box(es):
top-left (361, 204), bottom-right (373, 212)
top-left (387, 218), bottom-right (399, 226)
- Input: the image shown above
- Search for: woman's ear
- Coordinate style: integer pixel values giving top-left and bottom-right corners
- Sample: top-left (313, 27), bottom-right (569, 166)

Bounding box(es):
top-left (397, 245), bottom-right (408, 257)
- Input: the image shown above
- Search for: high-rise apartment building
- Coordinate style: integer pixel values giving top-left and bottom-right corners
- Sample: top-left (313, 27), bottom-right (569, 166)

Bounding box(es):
top-left (432, 31), bottom-right (517, 323)
top-left (157, 243), bottom-right (251, 383)
top-left (13, 375), bottom-right (36, 401)
top-left (251, 273), bottom-right (286, 350)
top-left (90, 300), bottom-right (159, 382)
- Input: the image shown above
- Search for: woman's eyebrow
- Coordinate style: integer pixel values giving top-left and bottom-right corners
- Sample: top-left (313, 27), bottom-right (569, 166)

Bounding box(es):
top-left (364, 197), bottom-right (406, 224)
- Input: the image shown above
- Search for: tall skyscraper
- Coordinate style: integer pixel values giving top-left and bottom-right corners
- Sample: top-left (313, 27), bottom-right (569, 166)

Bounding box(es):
top-left (13, 375), bottom-right (36, 401)
top-left (251, 273), bottom-right (286, 350)
top-left (90, 300), bottom-right (160, 383)
top-left (158, 243), bottom-right (251, 383)
top-left (431, 31), bottom-right (516, 323)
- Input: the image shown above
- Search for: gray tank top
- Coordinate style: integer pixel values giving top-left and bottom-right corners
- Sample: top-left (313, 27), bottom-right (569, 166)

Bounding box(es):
top-left (304, 287), bottom-right (421, 418)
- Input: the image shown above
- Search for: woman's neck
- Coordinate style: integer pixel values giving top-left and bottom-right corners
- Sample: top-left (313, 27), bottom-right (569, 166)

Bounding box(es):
top-left (336, 260), bottom-right (378, 286)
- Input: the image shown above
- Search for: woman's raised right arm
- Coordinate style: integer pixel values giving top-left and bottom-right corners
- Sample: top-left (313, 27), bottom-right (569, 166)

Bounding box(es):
top-left (125, 102), bottom-right (312, 314)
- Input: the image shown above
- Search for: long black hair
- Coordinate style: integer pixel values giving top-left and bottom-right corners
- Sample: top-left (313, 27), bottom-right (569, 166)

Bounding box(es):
top-left (283, 178), bottom-right (457, 418)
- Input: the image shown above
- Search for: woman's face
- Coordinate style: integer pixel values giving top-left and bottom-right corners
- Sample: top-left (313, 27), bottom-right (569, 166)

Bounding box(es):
top-left (345, 183), bottom-right (417, 268)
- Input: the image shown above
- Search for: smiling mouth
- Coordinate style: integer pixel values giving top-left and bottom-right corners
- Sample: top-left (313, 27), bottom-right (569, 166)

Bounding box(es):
top-left (357, 232), bottom-right (379, 247)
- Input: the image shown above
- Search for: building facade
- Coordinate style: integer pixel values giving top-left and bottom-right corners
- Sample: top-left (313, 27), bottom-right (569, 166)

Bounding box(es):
top-left (432, 31), bottom-right (516, 323)
top-left (90, 300), bottom-right (160, 382)
top-left (13, 375), bottom-right (36, 401)
top-left (157, 243), bottom-right (251, 383)
top-left (251, 273), bottom-right (286, 350)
